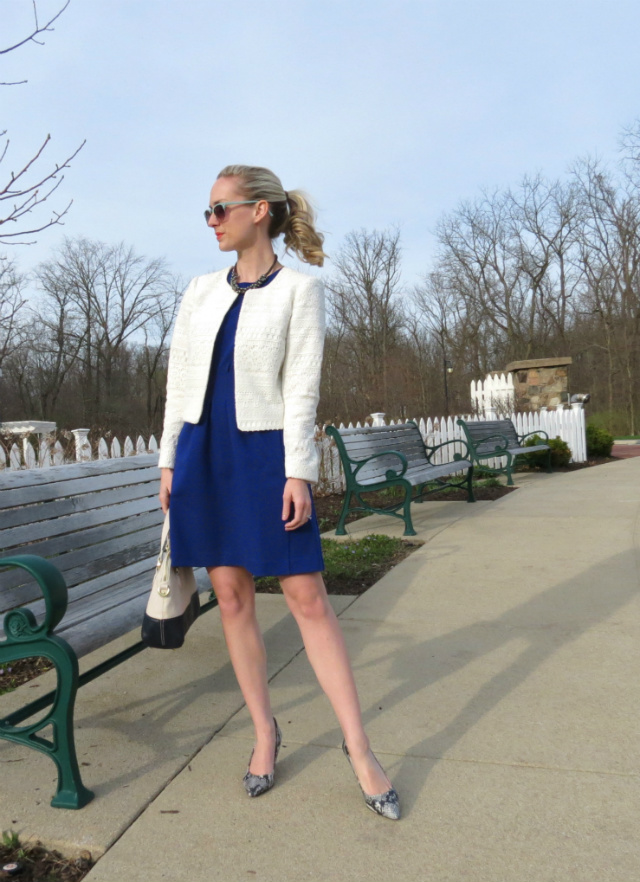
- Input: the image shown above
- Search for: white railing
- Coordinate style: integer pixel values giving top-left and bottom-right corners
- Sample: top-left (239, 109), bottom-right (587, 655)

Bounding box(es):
top-left (1, 408), bottom-right (587, 495)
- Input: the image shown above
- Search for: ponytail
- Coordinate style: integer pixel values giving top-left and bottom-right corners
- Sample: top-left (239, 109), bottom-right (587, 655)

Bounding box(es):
top-left (216, 164), bottom-right (327, 267)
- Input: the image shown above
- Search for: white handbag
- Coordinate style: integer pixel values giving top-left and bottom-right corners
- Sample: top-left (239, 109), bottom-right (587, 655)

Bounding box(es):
top-left (141, 511), bottom-right (200, 648)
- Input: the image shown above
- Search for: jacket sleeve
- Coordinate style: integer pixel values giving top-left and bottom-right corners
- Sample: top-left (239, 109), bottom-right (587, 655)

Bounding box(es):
top-left (281, 277), bottom-right (326, 484)
top-left (158, 277), bottom-right (197, 469)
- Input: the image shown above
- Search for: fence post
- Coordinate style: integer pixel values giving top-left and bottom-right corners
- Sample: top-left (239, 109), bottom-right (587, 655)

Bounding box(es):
top-left (72, 428), bottom-right (92, 462)
top-left (369, 412), bottom-right (386, 426)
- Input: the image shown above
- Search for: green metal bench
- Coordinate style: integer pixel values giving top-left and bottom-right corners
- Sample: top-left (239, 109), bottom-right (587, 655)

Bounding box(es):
top-left (0, 455), bottom-right (216, 810)
top-left (456, 418), bottom-right (551, 486)
top-left (325, 421), bottom-right (474, 536)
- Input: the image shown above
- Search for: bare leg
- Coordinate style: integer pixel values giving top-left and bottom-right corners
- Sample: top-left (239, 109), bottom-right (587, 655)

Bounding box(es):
top-left (278, 570), bottom-right (392, 796)
top-left (207, 565), bottom-right (276, 775)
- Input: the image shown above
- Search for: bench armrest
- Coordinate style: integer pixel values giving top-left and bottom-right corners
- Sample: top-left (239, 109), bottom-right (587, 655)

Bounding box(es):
top-left (352, 449), bottom-right (409, 482)
top-left (518, 430), bottom-right (549, 444)
top-left (0, 555), bottom-right (68, 642)
top-left (426, 438), bottom-right (472, 463)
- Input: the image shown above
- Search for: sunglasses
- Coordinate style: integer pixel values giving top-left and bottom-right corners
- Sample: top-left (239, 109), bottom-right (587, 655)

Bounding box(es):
top-left (204, 200), bottom-right (274, 223)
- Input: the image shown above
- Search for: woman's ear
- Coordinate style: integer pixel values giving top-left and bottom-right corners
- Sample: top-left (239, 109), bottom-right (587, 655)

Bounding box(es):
top-left (254, 199), bottom-right (271, 224)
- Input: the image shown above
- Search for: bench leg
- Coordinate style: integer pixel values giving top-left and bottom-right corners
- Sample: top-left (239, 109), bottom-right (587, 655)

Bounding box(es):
top-left (506, 454), bottom-right (515, 486)
top-left (466, 464), bottom-right (476, 502)
top-left (401, 484), bottom-right (417, 536)
top-left (334, 489), bottom-right (353, 535)
top-left (0, 634), bottom-right (94, 810)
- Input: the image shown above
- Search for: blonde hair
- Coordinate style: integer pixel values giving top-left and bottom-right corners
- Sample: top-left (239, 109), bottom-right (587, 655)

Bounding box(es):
top-left (216, 164), bottom-right (327, 267)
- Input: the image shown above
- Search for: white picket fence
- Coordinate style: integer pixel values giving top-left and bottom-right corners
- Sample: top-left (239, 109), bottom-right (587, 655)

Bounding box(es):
top-left (1, 407), bottom-right (587, 495)
top-left (470, 373), bottom-right (516, 415)
top-left (0, 430), bottom-right (159, 472)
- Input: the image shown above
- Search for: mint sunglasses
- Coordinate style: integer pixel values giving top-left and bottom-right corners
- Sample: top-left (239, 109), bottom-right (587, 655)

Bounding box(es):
top-left (204, 200), bottom-right (274, 223)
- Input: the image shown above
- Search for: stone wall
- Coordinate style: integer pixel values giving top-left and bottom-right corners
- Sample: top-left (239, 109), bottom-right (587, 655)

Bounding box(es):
top-left (504, 358), bottom-right (572, 410)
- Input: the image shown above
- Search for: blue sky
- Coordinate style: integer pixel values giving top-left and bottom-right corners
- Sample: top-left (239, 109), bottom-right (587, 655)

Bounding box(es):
top-left (3, 0), bottom-right (640, 291)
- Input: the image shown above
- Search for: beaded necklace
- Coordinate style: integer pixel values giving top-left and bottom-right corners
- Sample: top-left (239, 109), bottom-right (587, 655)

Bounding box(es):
top-left (229, 256), bottom-right (279, 294)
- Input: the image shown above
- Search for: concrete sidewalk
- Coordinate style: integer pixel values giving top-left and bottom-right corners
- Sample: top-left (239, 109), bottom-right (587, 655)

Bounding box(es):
top-left (3, 459), bottom-right (640, 880)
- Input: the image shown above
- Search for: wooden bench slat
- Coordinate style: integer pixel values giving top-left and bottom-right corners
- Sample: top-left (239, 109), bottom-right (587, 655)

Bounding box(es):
top-left (0, 454), bottom-right (158, 490)
top-left (1, 508), bottom-right (163, 569)
top-left (356, 458), bottom-right (473, 487)
top-left (0, 480), bottom-right (159, 531)
top-left (1, 493), bottom-right (161, 551)
top-left (0, 515), bottom-right (163, 597)
top-left (0, 555), bottom-right (158, 627)
top-left (342, 439), bottom-right (426, 459)
top-left (337, 424), bottom-right (418, 437)
top-left (52, 529), bottom-right (161, 590)
top-left (0, 460), bottom-right (159, 511)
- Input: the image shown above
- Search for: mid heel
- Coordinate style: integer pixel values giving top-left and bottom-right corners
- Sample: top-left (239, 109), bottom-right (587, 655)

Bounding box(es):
top-left (342, 739), bottom-right (401, 821)
top-left (243, 717), bottom-right (282, 798)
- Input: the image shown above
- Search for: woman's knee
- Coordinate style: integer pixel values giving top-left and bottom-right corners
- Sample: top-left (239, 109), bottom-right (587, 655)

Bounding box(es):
top-left (208, 567), bottom-right (255, 618)
top-left (279, 573), bottom-right (329, 622)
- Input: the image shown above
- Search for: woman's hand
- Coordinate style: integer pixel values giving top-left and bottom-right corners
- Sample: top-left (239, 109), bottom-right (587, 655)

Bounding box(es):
top-left (282, 477), bottom-right (312, 530)
top-left (159, 467), bottom-right (173, 514)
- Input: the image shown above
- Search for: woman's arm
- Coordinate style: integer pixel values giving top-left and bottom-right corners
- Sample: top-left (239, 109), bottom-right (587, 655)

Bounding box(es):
top-left (281, 277), bottom-right (326, 485)
top-left (157, 276), bottom-right (197, 470)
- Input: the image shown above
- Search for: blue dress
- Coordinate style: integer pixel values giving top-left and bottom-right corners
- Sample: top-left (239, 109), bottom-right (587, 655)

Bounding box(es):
top-left (169, 269), bottom-right (325, 577)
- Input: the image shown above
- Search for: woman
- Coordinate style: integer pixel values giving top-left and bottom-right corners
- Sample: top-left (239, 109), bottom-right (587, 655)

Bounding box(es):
top-left (158, 165), bottom-right (400, 821)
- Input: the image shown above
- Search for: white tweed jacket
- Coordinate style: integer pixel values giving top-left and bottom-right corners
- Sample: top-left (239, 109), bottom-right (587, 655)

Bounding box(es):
top-left (158, 266), bottom-right (326, 483)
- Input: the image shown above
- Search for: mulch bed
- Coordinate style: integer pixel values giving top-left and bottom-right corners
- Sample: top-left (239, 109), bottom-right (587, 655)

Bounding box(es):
top-left (0, 840), bottom-right (93, 881)
top-left (311, 482), bottom-right (515, 531)
top-left (0, 657), bottom-right (54, 694)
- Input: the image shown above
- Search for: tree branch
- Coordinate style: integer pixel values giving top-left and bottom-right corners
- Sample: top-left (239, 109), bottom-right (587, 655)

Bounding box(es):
top-left (0, 1), bottom-right (71, 56)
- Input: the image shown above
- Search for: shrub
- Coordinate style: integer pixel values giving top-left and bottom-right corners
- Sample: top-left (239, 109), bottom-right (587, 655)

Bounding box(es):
top-left (586, 424), bottom-right (614, 458)
top-left (524, 434), bottom-right (571, 468)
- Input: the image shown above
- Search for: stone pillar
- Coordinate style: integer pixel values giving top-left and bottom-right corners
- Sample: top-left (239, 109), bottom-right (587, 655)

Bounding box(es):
top-left (504, 358), bottom-right (572, 410)
top-left (72, 428), bottom-right (92, 462)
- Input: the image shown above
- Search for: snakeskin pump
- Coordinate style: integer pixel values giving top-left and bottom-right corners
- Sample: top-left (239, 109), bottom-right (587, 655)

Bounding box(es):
top-left (243, 718), bottom-right (282, 797)
top-left (342, 739), bottom-right (401, 820)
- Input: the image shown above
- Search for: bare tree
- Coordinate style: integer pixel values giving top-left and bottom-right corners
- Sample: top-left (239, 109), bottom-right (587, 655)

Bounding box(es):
top-left (507, 175), bottom-right (583, 349)
top-left (1, 1), bottom-right (85, 244)
top-left (326, 228), bottom-right (405, 414)
top-left (573, 158), bottom-right (640, 433)
top-left (0, 257), bottom-right (28, 367)
top-left (35, 237), bottom-right (181, 424)
top-left (136, 292), bottom-right (181, 429)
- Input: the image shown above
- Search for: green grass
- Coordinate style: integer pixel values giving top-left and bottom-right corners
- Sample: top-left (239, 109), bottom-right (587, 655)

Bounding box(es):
top-left (2, 831), bottom-right (20, 850)
top-left (253, 534), bottom-right (407, 591)
top-left (0, 673), bottom-right (18, 696)
top-left (588, 411), bottom-right (631, 436)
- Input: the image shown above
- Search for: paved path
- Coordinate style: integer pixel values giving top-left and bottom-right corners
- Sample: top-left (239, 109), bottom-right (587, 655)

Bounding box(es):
top-left (2, 459), bottom-right (639, 881)
top-left (613, 443), bottom-right (640, 459)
